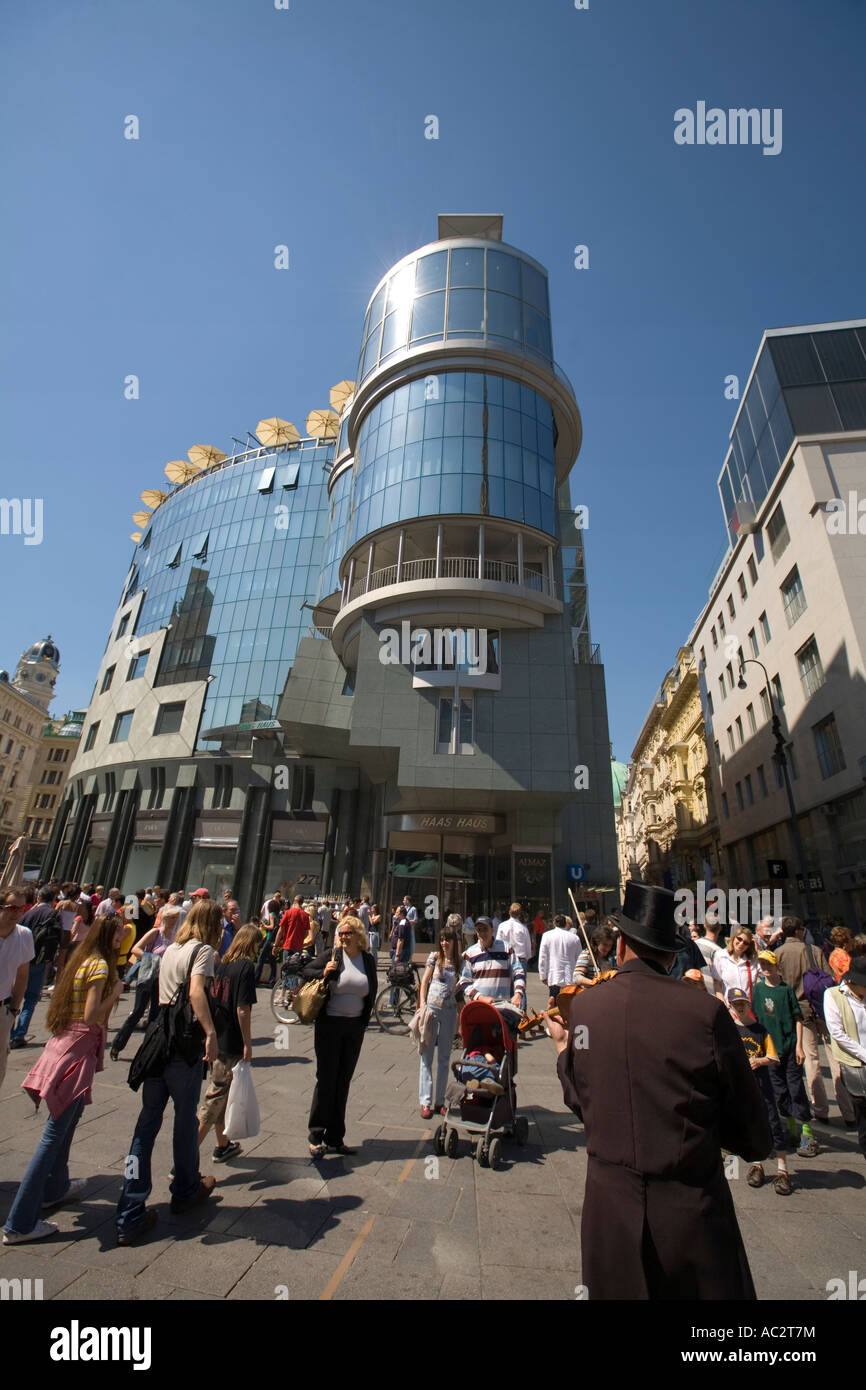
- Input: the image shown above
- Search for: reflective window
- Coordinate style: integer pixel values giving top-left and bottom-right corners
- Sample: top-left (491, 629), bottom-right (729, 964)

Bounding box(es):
top-left (154, 702), bottom-right (184, 736)
top-left (447, 289), bottom-right (485, 335)
top-left (486, 291), bottom-right (522, 342)
top-left (486, 250), bottom-right (520, 296)
top-left (410, 291), bottom-right (446, 341)
top-left (415, 251), bottom-right (447, 293)
top-left (110, 711), bottom-right (134, 743)
top-left (449, 248), bottom-right (484, 287)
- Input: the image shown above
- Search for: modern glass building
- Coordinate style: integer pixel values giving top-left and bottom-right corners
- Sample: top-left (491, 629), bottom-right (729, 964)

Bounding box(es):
top-left (48, 216), bottom-right (619, 922)
top-left (719, 323), bottom-right (866, 546)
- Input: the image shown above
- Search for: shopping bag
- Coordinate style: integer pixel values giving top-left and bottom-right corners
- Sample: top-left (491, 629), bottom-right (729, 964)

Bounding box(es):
top-left (223, 1060), bottom-right (260, 1140)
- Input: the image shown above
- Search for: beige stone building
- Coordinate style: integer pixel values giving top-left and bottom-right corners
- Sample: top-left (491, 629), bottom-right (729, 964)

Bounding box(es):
top-left (21, 711), bottom-right (84, 873)
top-left (617, 646), bottom-right (723, 898)
top-left (0, 638), bottom-right (61, 863)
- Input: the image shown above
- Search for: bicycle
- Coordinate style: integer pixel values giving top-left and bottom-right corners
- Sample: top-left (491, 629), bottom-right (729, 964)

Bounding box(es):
top-left (270, 949), bottom-right (313, 1026)
top-left (374, 961), bottom-right (420, 1034)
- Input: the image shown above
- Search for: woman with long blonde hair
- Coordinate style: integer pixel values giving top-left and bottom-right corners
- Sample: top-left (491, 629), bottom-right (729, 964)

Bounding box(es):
top-left (417, 915), bottom-right (464, 1119)
top-left (114, 900), bottom-right (222, 1245)
top-left (4, 915), bottom-right (125, 1244)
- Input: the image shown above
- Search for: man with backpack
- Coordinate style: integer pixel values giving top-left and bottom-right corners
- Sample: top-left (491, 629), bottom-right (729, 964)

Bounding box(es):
top-left (775, 915), bottom-right (856, 1128)
top-left (9, 887), bottom-right (67, 1048)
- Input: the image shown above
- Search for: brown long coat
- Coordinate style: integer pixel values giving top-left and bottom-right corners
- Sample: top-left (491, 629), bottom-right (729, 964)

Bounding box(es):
top-left (556, 956), bottom-right (772, 1300)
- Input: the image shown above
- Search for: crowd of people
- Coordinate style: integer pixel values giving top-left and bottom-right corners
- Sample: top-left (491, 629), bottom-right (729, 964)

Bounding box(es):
top-left (2, 876), bottom-right (866, 1268)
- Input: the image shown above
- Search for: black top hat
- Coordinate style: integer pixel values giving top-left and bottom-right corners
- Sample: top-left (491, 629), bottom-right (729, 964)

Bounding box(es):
top-left (618, 882), bottom-right (691, 954)
top-left (843, 956), bottom-right (866, 989)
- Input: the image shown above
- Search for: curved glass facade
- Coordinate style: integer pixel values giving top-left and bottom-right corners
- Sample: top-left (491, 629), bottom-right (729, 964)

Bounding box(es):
top-left (129, 441), bottom-right (334, 740)
top-left (319, 371), bottom-right (557, 599)
top-left (358, 242), bottom-right (552, 384)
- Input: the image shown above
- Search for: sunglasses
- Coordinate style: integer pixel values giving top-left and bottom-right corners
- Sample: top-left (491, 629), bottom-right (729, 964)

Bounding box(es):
top-left (2, 903), bottom-right (26, 912)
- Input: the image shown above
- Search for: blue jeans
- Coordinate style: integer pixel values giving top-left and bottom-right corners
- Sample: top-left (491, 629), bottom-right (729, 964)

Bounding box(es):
top-left (419, 1004), bottom-right (458, 1108)
top-left (11, 962), bottom-right (47, 1041)
top-left (115, 1056), bottom-right (203, 1235)
top-left (4, 1095), bottom-right (86, 1234)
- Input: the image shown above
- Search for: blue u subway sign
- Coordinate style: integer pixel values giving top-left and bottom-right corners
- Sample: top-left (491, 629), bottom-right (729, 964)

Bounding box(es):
top-left (567, 864), bottom-right (585, 884)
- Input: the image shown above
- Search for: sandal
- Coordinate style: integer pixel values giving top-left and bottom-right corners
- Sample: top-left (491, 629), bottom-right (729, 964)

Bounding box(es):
top-left (308, 1143), bottom-right (326, 1159)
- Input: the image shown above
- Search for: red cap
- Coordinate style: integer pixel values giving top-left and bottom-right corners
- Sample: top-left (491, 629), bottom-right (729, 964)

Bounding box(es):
top-left (190, 888), bottom-right (210, 899)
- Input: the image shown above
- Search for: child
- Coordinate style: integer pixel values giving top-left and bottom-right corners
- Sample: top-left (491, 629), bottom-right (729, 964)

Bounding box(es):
top-left (752, 950), bottom-right (818, 1157)
top-left (458, 1049), bottom-right (504, 1096)
top-left (726, 987), bottom-right (792, 1196)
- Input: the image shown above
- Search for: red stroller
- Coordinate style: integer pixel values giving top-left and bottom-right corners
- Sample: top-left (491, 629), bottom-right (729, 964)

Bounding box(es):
top-left (433, 1000), bottom-right (529, 1168)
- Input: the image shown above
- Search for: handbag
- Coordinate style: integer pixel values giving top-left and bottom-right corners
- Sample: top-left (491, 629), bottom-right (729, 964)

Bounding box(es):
top-left (137, 952), bottom-right (160, 986)
top-left (388, 962), bottom-right (414, 986)
top-left (293, 948), bottom-right (338, 1025)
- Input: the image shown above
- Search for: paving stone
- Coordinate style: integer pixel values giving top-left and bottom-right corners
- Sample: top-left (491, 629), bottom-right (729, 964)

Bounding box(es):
top-left (141, 1233), bottom-right (264, 1296)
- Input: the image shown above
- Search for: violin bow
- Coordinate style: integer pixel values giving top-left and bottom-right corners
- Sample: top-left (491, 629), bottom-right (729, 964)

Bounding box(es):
top-left (568, 888), bottom-right (599, 975)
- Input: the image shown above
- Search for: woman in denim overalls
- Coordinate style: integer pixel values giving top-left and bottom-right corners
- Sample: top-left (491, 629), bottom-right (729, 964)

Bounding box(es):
top-left (418, 916), bottom-right (464, 1119)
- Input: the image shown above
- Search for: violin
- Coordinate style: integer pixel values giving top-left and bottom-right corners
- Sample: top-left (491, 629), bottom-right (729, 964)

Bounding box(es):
top-left (517, 970), bottom-right (619, 1039)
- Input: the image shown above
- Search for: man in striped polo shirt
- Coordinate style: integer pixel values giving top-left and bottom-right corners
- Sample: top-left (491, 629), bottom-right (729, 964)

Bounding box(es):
top-left (460, 917), bottom-right (526, 1011)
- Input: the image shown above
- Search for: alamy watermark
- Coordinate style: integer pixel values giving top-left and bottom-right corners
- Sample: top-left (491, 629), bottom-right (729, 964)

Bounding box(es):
top-left (0, 498), bottom-right (43, 545)
top-left (825, 493), bottom-right (866, 535)
top-left (674, 103), bottom-right (782, 156)
top-left (379, 623), bottom-right (489, 676)
top-left (674, 885), bottom-right (783, 927)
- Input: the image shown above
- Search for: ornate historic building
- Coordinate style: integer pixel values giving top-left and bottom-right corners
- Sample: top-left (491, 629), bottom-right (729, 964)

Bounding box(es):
top-left (0, 637), bottom-right (61, 861)
top-left (617, 646), bottom-right (723, 897)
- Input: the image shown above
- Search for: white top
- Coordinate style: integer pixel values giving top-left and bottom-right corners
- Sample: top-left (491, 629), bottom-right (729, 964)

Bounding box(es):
top-left (538, 927), bottom-right (581, 986)
top-left (825, 983), bottom-right (866, 1065)
top-left (497, 917), bottom-right (532, 961)
top-left (710, 950), bottom-right (758, 997)
top-left (158, 939), bottom-right (216, 1005)
top-left (0, 924), bottom-right (35, 997)
top-left (326, 952), bottom-right (369, 1018)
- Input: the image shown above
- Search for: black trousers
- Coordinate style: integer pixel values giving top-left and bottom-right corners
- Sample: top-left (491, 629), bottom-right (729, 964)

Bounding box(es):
top-left (308, 1014), bottom-right (366, 1145)
top-left (113, 975), bottom-right (159, 1053)
top-left (768, 1046), bottom-right (810, 1124)
top-left (850, 1092), bottom-right (866, 1162)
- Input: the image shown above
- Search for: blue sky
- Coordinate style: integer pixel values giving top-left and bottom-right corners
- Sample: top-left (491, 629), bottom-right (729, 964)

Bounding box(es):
top-left (1, 0), bottom-right (863, 760)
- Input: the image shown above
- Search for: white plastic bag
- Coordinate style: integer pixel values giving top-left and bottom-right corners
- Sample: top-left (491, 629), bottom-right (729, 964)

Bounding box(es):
top-left (223, 1061), bottom-right (260, 1140)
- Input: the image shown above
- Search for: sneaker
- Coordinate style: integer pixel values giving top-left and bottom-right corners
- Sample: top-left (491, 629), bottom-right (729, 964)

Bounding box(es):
top-left (3, 1219), bottom-right (59, 1244)
top-left (116, 1209), bottom-right (158, 1246)
top-left (747, 1164), bottom-right (765, 1188)
top-left (43, 1178), bottom-right (88, 1211)
top-left (170, 1176), bottom-right (216, 1214)
top-left (796, 1136), bottom-right (820, 1158)
top-left (774, 1172), bottom-right (793, 1196)
top-left (212, 1142), bottom-right (241, 1163)
top-left (8, 1038), bottom-right (27, 1050)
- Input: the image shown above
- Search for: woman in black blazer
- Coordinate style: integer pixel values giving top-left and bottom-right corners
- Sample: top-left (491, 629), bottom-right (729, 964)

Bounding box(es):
top-left (301, 915), bottom-right (377, 1158)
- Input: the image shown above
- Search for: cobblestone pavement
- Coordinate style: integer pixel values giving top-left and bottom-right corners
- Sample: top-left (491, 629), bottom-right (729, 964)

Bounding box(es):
top-left (1, 968), bottom-right (864, 1301)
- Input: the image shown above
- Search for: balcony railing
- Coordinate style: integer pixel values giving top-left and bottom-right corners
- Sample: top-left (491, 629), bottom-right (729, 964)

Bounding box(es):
top-left (344, 555), bottom-right (558, 606)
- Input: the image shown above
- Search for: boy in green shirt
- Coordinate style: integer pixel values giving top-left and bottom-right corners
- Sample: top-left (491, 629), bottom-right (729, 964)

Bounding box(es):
top-left (753, 951), bottom-right (818, 1157)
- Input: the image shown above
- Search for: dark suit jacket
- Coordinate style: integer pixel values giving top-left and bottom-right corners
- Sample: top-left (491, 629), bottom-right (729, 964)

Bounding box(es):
top-left (301, 947), bottom-right (378, 1029)
top-left (556, 956), bottom-right (773, 1300)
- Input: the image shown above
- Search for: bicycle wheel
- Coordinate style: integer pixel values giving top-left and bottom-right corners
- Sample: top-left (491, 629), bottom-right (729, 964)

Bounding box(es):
top-left (271, 976), bottom-right (300, 1026)
top-left (375, 983), bottom-right (416, 1033)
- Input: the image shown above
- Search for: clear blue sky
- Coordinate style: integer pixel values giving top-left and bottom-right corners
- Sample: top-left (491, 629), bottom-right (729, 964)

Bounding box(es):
top-left (1, 0), bottom-right (863, 760)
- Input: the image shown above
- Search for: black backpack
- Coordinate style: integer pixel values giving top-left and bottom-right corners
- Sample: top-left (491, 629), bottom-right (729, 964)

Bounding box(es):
top-left (31, 909), bottom-right (62, 965)
top-left (127, 943), bottom-right (206, 1089)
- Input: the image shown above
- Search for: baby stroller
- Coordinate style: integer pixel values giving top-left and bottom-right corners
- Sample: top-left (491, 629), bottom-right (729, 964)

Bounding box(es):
top-left (433, 1000), bottom-right (529, 1168)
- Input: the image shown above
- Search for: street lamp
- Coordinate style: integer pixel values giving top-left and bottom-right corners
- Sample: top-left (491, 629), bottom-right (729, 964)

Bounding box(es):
top-left (737, 657), bottom-right (818, 930)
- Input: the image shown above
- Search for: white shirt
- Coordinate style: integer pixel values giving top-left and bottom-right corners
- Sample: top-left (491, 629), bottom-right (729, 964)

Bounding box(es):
top-left (95, 898), bottom-right (117, 918)
top-left (497, 917), bottom-right (532, 961)
top-left (0, 923), bottom-right (35, 997)
top-left (538, 926), bottom-right (581, 987)
top-left (695, 937), bottom-right (721, 968)
top-left (825, 983), bottom-right (866, 1065)
top-left (404, 905), bottom-right (418, 923)
top-left (326, 952), bottom-right (369, 1018)
top-left (710, 950), bottom-right (758, 997)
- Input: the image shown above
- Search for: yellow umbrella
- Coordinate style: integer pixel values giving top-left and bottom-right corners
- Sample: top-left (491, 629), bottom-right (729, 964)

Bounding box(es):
top-left (256, 418), bottom-right (301, 448)
top-left (329, 380), bottom-right (355, 414)
top-left (130, 531), bottom-right (142, 543)
top-left (164, 458), bottom-right (203, 485)
top-left (187, 444), bottom-right (227, 469)
top-left (140, 489), bottom-right (167, 508)
top-left (132, 510), bottom-right (152, 527)
top-left (306, 408), bottom-right (340, 440)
